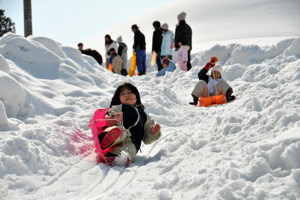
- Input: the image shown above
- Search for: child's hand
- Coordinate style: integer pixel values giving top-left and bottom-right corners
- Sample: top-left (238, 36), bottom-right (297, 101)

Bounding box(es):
top-left (106, 112), bottom-right (123, 126)
top-left (151, 124), bottom-right (161, 135)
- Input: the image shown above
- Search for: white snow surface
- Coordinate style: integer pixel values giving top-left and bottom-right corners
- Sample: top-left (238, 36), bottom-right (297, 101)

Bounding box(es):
top-left (1, 0), bottom-right (300, 199)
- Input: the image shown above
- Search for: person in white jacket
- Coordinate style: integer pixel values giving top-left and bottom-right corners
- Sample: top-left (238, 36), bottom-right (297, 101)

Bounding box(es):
top-left (105, 34), bottom-right (118, 69)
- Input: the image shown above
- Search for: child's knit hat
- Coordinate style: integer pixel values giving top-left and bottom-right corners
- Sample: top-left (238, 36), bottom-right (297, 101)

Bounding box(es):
top-left (211, 62), bottom-right (223, 74)
top-left (210, 56), bottom-right (218, 63)
top-left (161, 23), bottom-right (169, 30)
top-left (177, 12), bottom-right (187, 21)
top-left (116, 36), bottom-right (123, 43)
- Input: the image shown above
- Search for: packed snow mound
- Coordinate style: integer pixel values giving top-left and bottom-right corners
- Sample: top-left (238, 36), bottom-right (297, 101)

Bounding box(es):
top-left (0, 100), bottom-right (8, 127)
top-left (0, 71), bottom-right (26, 118)
top-left (0, 54), bottom-right (10, 73)
top-left (0, 33), bottom-right (299, 200)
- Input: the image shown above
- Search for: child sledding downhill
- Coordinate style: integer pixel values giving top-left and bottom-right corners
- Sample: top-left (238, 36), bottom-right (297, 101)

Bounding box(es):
top-left (190, 57), bottom-right (235, 106)
top-left (97, 83), bottom-right (161, 166)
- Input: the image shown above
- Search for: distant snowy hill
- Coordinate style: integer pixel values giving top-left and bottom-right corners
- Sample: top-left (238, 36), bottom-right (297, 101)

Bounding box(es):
top-left (83, 0), bottom-right (300, 55)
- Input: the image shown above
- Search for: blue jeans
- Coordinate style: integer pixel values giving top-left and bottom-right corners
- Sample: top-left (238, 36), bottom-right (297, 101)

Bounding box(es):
top-left (136, 50), bottom-right (146, 74)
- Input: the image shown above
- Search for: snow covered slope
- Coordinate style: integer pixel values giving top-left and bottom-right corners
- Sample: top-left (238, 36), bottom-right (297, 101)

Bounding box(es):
top-left (0, 32), bottom-right (300, 199)
top-left (1, 0), bottom-right (300, 199)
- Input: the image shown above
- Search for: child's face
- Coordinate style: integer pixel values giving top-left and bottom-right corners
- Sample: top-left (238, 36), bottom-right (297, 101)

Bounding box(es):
top-left (119, 88), bottom-right (137, 106)
top-left (212, 70), bottom-right (221, 80)
top-left (163, 63), bottom-right (168, 68)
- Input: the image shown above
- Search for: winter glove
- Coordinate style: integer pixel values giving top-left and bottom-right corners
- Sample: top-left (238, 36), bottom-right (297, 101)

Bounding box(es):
top-left (225, 87), bottom-right (235, 102)
top-left (105, 111), bottom-right (123, 127)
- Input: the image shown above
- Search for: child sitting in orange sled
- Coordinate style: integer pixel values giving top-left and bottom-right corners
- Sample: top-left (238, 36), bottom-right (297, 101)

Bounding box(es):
top-left (190, 58), bottom-right (235, 105)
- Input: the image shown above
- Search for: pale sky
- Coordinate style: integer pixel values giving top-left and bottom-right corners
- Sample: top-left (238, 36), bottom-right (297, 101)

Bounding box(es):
top-left (0, 0), bottom-right (175, 47)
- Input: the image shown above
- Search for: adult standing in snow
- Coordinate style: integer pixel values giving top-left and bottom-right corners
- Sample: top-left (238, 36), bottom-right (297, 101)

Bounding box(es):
top-left (77, 43), bottom-right (103, 65)
top-left (175, 12), bottom-right (192, 71)
top-left (132, 24), bottom-right (146, 75)
top-left (116, 36), bottom-right (128, 76)
top-left (152, 21), bottom-right (163, 71)
top-left (161, 23), bottom-right (174, 60)
top-left (105, 34), bottom-right (118, 70)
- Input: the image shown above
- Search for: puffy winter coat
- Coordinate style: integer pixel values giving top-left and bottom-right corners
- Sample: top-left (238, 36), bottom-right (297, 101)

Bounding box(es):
top-left (107, 104), bottom-right (161, 153)
top-left (105, 42), bottom-right (118, 59)
top-left (81, 49), bottom-right (103, 65)
top-left (118, 42), bottom-right (128, 70)
top-left (175, 20), bottom-right (192, 50)
top-left (112, 55), bottom-right (123, 74)
top-left (161, 30), bottom-right (174, 56)
top-left (133, 30), bottom-right (146, 51)
top-left (152, 28), bottom-right (163, 52)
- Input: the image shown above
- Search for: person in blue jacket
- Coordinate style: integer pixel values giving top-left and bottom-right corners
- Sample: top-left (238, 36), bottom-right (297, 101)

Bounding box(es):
top-left (157, 58), bottom-right (176, 76)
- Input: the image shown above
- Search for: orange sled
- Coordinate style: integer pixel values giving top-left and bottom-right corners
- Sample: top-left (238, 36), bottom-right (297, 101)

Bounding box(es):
top-left (198, 94), bottom-right (227, 107)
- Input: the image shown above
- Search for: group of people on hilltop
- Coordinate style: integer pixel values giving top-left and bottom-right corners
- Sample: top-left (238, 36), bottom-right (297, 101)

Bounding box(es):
top-left (152, 12), bottom-right (192, 76)
top-left (105, 35), bottom-right (129, 76)
top-left (77, 11), bottom-right (192, 77)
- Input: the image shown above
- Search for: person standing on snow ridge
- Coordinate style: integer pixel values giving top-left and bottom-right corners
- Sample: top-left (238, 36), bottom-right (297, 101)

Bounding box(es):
top-left (152, 21), bottom-right (163, 71)
top-left (161, 23), bottom-right (174, 61)
top-left (175, 12), bottom-right (192, 71)
top-left (98, 82), bottom-right (162, 164)
top-left (116, 36), bottom-right (128, 76)
top-left (131, 24), bottom-right (146, 75)
top-left (105, 34), bottom-right (118, 70)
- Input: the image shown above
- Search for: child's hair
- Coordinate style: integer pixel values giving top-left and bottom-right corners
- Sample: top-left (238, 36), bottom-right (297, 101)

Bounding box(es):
top-left (110, 82), bottom-right (143, 107)
top-left (162, 58), bottom-right (170, 66)
top-left (105, 34), bottom-right (113, 45)
top-left (153, 21), bottom-right (161, 28)
top-left (109, 48), bottom-right (117, 56)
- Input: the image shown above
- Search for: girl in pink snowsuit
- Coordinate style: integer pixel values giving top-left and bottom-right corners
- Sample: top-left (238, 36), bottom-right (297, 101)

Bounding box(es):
top-left (177, 41), bottom-right (189, 71)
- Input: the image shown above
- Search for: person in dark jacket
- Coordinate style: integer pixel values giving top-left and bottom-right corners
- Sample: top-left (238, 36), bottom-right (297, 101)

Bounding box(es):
top-left (116, 36), bottom-right (128, 76)
top-left (175, 12), bottom-right (192, 71)
top-left (152, 21), bottom-right (163, 71)
top-left (132, 24), bottom-right (146, 75)
top-left (78, 43), bottom-right (103, 65)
